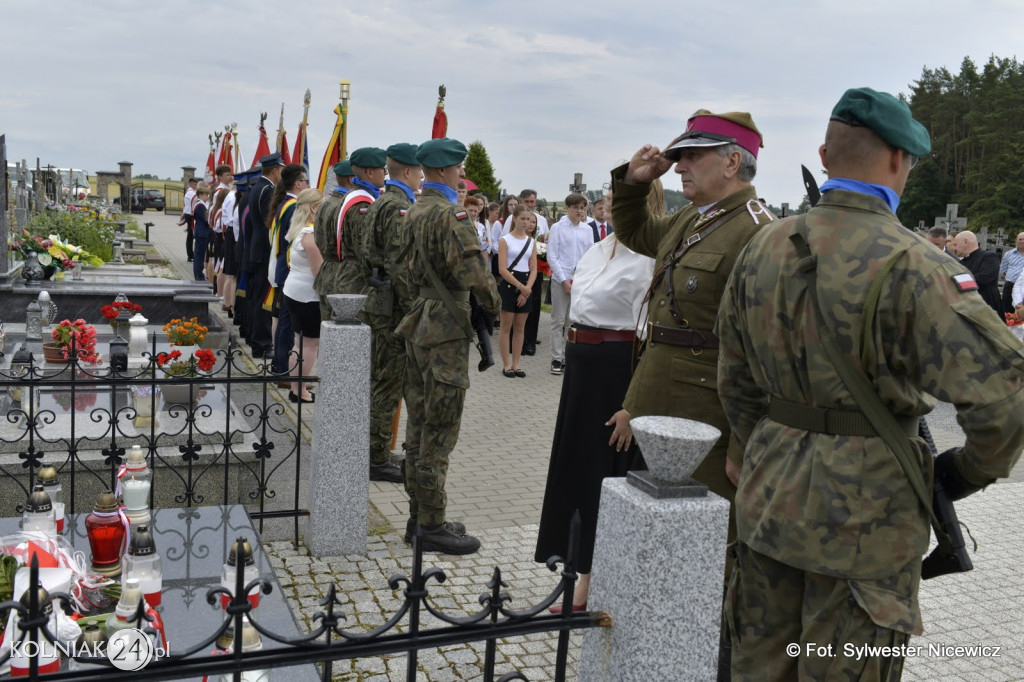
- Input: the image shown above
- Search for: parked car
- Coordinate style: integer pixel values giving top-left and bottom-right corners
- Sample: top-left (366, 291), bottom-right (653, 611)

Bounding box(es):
top-left (131, 188), bottom-right (165, 212)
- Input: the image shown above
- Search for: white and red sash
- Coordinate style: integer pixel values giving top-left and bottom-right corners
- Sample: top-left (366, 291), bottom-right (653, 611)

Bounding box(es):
top-left (335, 189), bottom-right (374, 261)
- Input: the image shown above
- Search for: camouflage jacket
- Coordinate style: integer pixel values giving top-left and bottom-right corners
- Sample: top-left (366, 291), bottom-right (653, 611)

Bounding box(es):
top-left (611, 165), bottom-right (773, 465)
top-left (395, 188), bottom-right (500, 347)
top-left (358, 184), bottom-right (414, 327)
top-left (717, 189), bottom-right (1024, 581)
top-left (312, 192), bottom-right (344, 298)
top-left (314, 190), bottom-right (372, 297)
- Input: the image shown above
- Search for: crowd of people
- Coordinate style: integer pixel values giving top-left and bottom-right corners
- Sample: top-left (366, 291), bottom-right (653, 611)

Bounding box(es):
top-left (177, 87), bottom-right (1024, 679)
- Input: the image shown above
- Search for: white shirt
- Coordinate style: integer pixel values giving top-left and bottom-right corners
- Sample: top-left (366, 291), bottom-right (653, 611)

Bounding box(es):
top-left (283, 227), bottom-right (318, 303)
top-left (500, 234), bottom-right (534, 273)
top-left (546, 215), bottom-right (597, 283)
top-left (569, 236), bottom-right (654, 332)
top-left (490, 220), bottom-right (504, 255)
top-left (183, 187), bottom-right (197, 216)
top-left (1012, 276), bottom-right (1024, 308)
top-left (221, 191), bottom-right (237, 235)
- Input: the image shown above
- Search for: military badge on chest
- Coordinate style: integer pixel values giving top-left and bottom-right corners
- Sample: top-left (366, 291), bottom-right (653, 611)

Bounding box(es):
top-left (686, 275), bottom-right (699, 294)
top-left (694, 207), bottom-right (725, 228)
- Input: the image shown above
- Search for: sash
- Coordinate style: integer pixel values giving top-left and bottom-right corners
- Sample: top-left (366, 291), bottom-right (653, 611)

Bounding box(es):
top-left (268, 196), bottom-right (297, 286)
top-left (336, 189), bottom-right (374, 261)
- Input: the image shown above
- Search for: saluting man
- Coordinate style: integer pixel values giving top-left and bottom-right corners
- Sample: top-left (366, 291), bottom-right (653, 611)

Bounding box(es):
top-left (718, 88), bottom-right (1024, 679)
top-left (395, 138), bottom-right (500, 555)
top-left (359, 143), bottom-right (423, 484)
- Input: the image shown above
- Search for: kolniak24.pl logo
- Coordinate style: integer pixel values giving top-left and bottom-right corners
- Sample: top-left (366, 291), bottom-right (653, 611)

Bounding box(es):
top-left (12, 628), bottom-right (167, 671)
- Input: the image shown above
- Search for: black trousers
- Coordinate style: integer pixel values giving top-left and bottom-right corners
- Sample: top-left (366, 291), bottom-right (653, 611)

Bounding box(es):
top-left (1002, 280), bottom-right (1016, 315)
top-left (523, 273), bottom-right (543, 350)
top-left (246, 266), bottom-right (273, 354)
top-left (184, 215), bottom-right (195, 259)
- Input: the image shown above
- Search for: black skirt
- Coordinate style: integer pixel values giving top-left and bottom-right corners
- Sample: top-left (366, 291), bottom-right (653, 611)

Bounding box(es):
top-left (499, 271), bottom-right (533, 314)
top-left (222, 229), bottom-right (238, 276)
top-left (534, 326), bottom-right (641, 572)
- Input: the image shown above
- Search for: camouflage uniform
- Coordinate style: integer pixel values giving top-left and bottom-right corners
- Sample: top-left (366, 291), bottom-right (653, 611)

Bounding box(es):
top-left (611, 165), bottom-right (773, 518)
top-left (717, 189), bottom-right (1024, 679)
top-left (312, 190), bottom-right (345, 320)
top-left (395, 187), bottom-right (500, 526)
top-left (313, 188), bottom-right (372, 319)
top-left (359, 183), bottom-right (415, 467)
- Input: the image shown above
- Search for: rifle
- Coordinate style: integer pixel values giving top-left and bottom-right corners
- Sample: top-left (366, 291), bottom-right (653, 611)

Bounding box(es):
top-left (470, 294), bottom-right (495, 372)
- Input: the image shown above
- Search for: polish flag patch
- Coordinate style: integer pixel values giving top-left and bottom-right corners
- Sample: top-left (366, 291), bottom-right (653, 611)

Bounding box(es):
top-left (399, 209), bottom-right (407, 216)
top-left (952, 273), bottom-right (978, 292)
top-left (454, 210), bottom-right (469, 221)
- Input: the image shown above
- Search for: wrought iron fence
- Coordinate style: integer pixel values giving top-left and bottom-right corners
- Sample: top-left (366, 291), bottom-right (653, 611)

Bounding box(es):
top-left (0, 516), bottom-right (608, 681)
top-left (0, 336), bottom-right (315, 541)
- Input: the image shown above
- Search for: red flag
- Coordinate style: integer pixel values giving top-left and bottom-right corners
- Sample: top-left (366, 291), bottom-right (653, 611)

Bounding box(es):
top-left (293, 121), bottom-right (308, 172)
top-left (205, 149), bottom-right (215, 178)
top-left (431, 85), bottom-right (448, 139)
top-left (218, 134), bottom-right (233, 171)
top-left (252, 124), bottom-right (271, 167)
top-left (279, 130), bottom-right (291, 164)
top-left (316, 104), bottom-right (345, 190)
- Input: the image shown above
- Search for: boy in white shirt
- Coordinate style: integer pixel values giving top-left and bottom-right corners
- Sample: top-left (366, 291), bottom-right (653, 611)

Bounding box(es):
top-left (545, 192), bottom-right (596, 374)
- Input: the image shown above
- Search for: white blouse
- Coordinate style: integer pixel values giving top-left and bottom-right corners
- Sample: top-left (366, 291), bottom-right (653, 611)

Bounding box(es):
top-left (568, 235), bottom-right (655, 332)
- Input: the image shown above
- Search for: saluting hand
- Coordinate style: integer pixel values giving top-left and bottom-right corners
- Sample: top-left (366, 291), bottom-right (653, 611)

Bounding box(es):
top-left (623, 138), bottom-right (678, 184)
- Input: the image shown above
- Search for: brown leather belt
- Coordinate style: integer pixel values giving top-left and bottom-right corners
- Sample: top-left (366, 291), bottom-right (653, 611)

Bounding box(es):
top-left (648, 322), bottom-right (719, 349)
top-left (567, 327), bottom-right (637, 345)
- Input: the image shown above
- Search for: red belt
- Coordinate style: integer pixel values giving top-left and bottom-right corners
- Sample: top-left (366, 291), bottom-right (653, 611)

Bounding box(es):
top-left (566, 327), bottom-right (637, 345)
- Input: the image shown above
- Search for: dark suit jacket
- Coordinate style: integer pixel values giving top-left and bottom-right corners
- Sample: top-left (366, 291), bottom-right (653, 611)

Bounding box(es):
top-left (245, 176), bottom-right (275, 265)
top-left (961, 248), bottom-right (1002, 313)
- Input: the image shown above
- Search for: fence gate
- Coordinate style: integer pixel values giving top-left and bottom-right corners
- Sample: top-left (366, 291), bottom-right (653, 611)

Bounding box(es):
top-left (164, 181), bottom-right (184, 215)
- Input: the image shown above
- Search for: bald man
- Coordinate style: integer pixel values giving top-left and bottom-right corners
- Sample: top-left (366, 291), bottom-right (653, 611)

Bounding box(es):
top-left (952, 231), bottom-right (1002, 314)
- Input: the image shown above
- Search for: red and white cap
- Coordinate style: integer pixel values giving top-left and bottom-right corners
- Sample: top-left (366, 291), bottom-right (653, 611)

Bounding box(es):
top-left (663, 109), bottom-right (764, 160)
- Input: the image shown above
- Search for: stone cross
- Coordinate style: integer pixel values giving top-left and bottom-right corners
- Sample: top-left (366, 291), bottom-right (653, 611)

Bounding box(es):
top-left (934, 203), bottom-right (967, 232)
top-left (569, 172), bottom-right (586, 195)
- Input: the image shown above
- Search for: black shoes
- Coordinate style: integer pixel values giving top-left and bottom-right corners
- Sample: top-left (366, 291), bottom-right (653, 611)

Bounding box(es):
top-left (550, 360), bottom-right (564, 375)
top-left (404, 517), bottom-right (466, 544)
top-left (369, 459), bottom-right (403, 482)
top-left (415, 521), bottom-right (480, 555)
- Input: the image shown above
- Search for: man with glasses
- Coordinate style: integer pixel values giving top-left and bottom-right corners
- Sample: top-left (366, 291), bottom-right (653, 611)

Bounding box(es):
top-left (718, 87), bottom-right (1024, 678)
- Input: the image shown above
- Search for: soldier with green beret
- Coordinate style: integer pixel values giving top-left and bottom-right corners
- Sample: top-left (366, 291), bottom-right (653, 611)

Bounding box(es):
top-left (395, 137), bottom-right (500, 554)
top-left (357, 143), bottom-right (424, 483)
top-left (313, 146), bottom-right (386, 323)
top-left (718, 87), bottom-right (1024, 679)
top-left (312, 159), bottom-right (355, 320)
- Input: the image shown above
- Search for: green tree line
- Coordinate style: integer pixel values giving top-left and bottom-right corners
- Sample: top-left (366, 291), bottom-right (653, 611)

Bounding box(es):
top-left (900, 55), bottom-right (1024, 232)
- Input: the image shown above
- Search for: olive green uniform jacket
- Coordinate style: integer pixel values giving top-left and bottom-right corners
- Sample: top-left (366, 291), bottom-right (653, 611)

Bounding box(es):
top-left (611, 165), bottom-right (774, 500)
top-left (312, 191), bottom-right (345, 319)
top-left (358, 184), bottom-right (414, 328)
top-left (717, 189), bottom-right (1024, 631)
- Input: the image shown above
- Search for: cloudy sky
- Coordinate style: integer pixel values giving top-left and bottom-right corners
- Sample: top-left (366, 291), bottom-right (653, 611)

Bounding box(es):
top-left (2, 0), bottom-right (1021, 208)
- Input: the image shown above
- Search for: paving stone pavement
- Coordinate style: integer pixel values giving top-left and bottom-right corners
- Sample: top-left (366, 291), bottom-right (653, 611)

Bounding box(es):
top-left (145, 210), bottom-right (1024, 681)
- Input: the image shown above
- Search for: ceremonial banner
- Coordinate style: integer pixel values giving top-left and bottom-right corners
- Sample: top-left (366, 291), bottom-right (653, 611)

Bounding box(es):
top-left (279, 130), bottom-right (291, 165)
top-left (294, 89), bottom-right (312, 174)
top-left (432, 85), bottom-right (448, 139)
top-left (316, 103), bottom-right (345, 190)
top-left (252, 116), bottom-right (271, 167)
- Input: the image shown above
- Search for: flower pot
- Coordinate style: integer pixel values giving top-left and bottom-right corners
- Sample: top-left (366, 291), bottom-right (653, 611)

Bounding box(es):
top-left (171, 344), bottom-right (199, 359)
top-left (42, 342), bottom-right (69, 364)
top-left (160, 382), bottom-right (196, 406)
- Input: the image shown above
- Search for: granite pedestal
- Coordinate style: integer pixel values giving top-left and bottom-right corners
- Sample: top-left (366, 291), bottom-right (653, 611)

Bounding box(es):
top-left (308, 295), bottom-right (370, 557)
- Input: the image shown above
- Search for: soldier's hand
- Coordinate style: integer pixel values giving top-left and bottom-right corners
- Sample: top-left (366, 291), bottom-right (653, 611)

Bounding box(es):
top-left (725, 457), bottom-right (741, 488)
top-left (606, 409), bottom-right (633, 451)
top-left (623, 143), bottom-right (674, 185)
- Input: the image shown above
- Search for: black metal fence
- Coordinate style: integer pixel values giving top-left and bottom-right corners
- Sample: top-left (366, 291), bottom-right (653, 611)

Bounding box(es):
top-left (0, 337), bottom-right (314, 541)
top-left (0, 516), bottom-right (608, 681)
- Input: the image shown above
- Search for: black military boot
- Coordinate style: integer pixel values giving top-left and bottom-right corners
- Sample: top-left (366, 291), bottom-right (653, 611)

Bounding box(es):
top-left (418, 522), bottom-right (481, 555)
top-left (369, 459), bottom-right (403, 483)
top-left (405, 517), bottom-right (466, 544)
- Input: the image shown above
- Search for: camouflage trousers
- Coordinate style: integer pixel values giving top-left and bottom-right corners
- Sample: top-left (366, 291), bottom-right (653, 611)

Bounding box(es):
top-left (368, 323), bottom-right (406, 465)
top-left (402, 338), bottom-right (469, 526)
top-left (726, 542), bottom-right (917, 681)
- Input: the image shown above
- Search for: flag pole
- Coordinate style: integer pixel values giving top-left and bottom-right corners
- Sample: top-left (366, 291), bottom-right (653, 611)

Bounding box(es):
top-left (339, 80), bottom-right (350, 165)
top-left (299, 88), bottom-right (311, 172)
top-left (277, 103), bottom-right (286, 155)
top-left (231, 122), bottom-right (239, 171)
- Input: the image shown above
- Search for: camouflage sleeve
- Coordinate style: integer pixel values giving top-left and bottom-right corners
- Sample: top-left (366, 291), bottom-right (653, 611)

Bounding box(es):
top-left (364, 199), bottom-right (397, 272)
top-left (609, 163), bottom-right (670, 258)
top-left (899, 256), bottom-right (1024, 485)
top-left (715, 242), bottom-right (769, 464)
top-left (449, 215), bottom-right (500, 315)
top-left (314, 200), bottom-right (340, 265)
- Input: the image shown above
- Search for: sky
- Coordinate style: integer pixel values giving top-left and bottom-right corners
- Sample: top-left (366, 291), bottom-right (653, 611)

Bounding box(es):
top-left (2, 0), bottom-right (1022, 209)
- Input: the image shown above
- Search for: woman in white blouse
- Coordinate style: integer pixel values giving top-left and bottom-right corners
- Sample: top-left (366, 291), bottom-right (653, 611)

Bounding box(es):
top-left (282, 188), bottom-right (324, 404)
top-left (496, 206), bottom-right (538, 377)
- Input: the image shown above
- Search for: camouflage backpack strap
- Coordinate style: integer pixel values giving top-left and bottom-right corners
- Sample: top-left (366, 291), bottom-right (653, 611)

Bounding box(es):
top-left (788, 218), bottom-right (953, 555)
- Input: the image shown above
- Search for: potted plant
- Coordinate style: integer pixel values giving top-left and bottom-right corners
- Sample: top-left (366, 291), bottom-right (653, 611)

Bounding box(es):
top-left (162, 317), bottom-right (208, 357)
top-left (156, 348), bottom-right (216, 405)
top-left (46, 319), bottom-right (100, 363)
top-left (101, 298), bottom-right (143, 338)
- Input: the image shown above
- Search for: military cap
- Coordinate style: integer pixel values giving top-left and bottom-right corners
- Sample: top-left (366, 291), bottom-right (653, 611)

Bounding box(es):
top-left (664, 110), bottom-right (764, 160)
top-left (415, 138), bottom-right (468, 168)
top-left (830, 87), bottom-right (931, 157)
top-left (386, 143), bottom-right (420, 166)
top-left (233, 175), bottom-right (250, 190)
top-left (333, 159), bottom-right (353, 177)
top-left (349, 147), bottom-right (387, 168)
top-left (258, 151), bottom-right (284, 168)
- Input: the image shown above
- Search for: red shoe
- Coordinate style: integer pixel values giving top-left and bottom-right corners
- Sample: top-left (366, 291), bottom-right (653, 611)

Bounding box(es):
top-left (549, 601), bottom-right (587, 614)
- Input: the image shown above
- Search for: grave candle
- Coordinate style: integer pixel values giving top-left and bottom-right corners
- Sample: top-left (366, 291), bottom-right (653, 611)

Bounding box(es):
top-left (119, 445), bottom-right (151, 525)
top-left (123, 525), bottom-right (162, 607)
top-left (219, 538), bottom-right (260, 609)
top-left (37, 464), bottom-right (64, 532)
top-left (21, 484), bottom-right (56, 536)
top-left (85, 491), bottom-right (128, 577)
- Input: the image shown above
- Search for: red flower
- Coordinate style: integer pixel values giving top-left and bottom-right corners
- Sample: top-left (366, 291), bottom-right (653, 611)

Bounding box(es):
top-left (194, 348), bottom-right (216, 373)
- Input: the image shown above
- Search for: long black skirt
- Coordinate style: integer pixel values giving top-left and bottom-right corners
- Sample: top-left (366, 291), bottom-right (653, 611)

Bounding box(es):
top-left (534, 327), bottom-right (641, 573)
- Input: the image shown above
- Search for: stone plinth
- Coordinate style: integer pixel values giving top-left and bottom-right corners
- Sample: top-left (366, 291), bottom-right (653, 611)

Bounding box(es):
top-left (578, 478), bottom-right (729, 681)
top-left (308, 295), bottom-right (370, 557)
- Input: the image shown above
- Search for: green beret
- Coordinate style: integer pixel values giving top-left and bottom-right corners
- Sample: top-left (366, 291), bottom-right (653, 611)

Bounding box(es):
top-left (349, 147), bottom-right (386, 169)
top-left (416, 138), bottom-right (468, 169)
top-left (387, 143), bottom-right (420, 166)
top-left (333, 159), bottom-right (353, 177)
top-left (830, 87), bottom-right (931, 157)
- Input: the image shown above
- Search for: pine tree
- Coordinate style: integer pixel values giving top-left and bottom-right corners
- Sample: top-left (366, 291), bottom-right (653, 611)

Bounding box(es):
top-left (463, 141), bottom-right (501, 202)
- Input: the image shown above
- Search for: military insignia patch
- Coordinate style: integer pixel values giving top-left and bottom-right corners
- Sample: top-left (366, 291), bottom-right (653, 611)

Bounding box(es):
top-left (695, 207), bottom-right (724, 227)
top-left (399, 209), bottom-right (407, 216)
top-left (952, 273), bottom-right (978, 292)
top-left (454, 210), bottom-right (469, 221)
top-left (358, 207), bottom-right (368, 214)
top-left (686, 275), bottom-right (698, 293)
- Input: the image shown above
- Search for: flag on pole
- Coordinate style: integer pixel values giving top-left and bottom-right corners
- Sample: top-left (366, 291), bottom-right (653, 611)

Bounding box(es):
top-left (218, 130), bottom-right (234, 171)
top-left (279, 130), bottom-right (291, 165)
top-left (205, 134), bottom-right (216, 179)
top-left (316, 103), bottom-right (345, 190)
top-left (432, 84), bottom-right (448, 139)
top-left (252, 113), bottom-right (271, 167)
top-left (294, 88), bottom-right (312, 174)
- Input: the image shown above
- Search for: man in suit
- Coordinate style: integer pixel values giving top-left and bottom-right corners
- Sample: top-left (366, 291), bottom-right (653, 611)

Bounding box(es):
top-left (588, 194), bottom-right (612, 240)
top-left (952, 230), bottom-right (1002, 314)
top-left (244, 152), bottom-right (284, 358)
